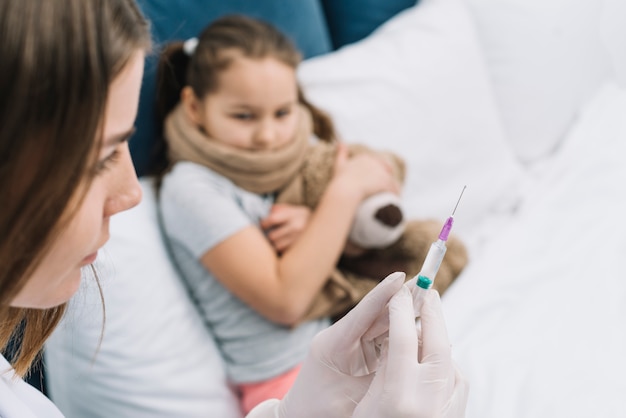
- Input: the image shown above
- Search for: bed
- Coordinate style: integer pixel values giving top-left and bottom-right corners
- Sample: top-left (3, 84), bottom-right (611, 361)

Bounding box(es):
top-left (44, 0), bottom-right (626, 416)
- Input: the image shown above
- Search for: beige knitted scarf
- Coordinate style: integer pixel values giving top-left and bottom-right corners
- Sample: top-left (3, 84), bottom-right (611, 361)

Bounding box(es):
top-left (165, 104), bottom-right (312, 194)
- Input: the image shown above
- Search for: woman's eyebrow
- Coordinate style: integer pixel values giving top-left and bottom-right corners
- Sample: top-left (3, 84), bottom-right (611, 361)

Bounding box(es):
top-left (104, 127), bottom-right (136, 146)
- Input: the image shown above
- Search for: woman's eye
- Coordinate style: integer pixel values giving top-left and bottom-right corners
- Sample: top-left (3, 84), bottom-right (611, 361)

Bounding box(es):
top-left (94, 149), bottom-right (120, 175)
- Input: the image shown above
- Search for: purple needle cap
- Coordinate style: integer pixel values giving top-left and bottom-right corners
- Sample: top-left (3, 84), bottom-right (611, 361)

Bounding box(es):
top-left (438, 216), bottom-right (454, 241)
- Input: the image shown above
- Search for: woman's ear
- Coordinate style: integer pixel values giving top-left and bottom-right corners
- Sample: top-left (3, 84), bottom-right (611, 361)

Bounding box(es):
top-left (181, 86), bottom-right (203, 126)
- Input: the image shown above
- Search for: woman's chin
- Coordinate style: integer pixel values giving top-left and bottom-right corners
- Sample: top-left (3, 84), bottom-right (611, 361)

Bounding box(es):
top-left (45, 267), bottom-right (84, 308)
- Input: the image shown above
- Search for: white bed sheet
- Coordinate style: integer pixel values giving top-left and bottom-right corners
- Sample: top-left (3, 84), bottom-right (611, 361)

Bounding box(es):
top-left (443, 82), bottom-right (626, 417)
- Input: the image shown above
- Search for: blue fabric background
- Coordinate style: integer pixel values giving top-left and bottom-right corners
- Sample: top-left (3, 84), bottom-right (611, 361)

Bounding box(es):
top-left (322, 0), bottom-right (418, 49)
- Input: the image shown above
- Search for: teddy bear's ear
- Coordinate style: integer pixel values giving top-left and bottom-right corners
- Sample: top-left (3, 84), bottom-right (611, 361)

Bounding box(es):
top-left (395, 155), bottom-right (406, 183)
top-left (345, 143), bottom-right (406, 184)
top-left (386, 152), bottom-right (406, 184)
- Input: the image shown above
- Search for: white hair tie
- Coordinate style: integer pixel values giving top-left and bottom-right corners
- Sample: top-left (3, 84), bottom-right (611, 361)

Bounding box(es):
top-left (183, 37), bottom-right (198, 56)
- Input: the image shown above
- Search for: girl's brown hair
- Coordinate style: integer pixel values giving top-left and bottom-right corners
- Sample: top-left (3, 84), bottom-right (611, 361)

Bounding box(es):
top-left (0, 0), bottom-right (150, 377)
top-left (149, 14), bottom-right (337, 176)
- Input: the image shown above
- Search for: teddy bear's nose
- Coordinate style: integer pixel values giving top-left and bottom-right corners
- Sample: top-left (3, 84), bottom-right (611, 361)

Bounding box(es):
top-left (374, 204), bottom-right (403, 227)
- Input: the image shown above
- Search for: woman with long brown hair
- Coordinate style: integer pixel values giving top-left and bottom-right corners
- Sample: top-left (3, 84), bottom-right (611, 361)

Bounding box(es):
top-left (0, 0), bottom-right (150, 415)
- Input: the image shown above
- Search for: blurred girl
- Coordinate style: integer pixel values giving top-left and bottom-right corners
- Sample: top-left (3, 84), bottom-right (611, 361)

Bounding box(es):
top-left (153, 14), bottom-right (400, 413)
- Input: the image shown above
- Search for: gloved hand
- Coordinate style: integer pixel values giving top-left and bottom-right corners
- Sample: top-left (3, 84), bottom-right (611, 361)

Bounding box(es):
top-left (246, 270), bottom-right (403, 418)
top-left (268, 271), bottom-right (468, 418)
top-left (353, 287), bottom-right (469, 418)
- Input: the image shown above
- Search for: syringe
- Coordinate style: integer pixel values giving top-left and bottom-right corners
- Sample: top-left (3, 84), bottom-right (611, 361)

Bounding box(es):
top-left (406, 186), bottom-right (466, 316)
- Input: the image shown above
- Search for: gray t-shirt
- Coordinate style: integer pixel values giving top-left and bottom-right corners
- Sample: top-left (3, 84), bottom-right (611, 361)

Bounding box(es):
top-left (159, 162), bottom-right (329, 384)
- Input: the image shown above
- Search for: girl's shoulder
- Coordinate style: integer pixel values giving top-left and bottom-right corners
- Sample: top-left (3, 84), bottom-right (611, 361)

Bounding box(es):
top-left (161, 161), bottom-right (236, 197)
top-left (165, 160), bottom-right (228, 183)
top-left (159, 161), bottom-right (273, 220)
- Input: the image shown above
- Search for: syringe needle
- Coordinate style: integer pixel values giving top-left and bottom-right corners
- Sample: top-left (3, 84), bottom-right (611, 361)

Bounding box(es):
top-left (451, 185), bottom-right (467, 216)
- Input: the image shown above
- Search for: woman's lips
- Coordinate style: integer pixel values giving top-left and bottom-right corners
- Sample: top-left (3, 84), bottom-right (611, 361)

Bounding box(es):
top-left (81, 251), bottom-right (98, 265)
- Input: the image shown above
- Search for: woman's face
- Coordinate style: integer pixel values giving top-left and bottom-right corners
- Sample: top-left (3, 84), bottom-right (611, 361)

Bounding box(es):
top-left (10, 51), bottom-right (145, 309)
top-left (185, 55), bottom-right (300, 151)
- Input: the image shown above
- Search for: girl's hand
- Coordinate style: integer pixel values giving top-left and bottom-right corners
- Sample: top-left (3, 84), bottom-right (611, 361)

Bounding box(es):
top-left (343, 240), bottom-right (366, 257)
top-left (260, 203), bottom-right (312, 253)
top-left (333, 143), bottom-right (401, 201)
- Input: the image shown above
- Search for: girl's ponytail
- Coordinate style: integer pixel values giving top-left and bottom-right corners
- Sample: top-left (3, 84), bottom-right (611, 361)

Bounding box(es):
top-left (149, 41), bottom-right (190, 177)
top-left (155, 42), bottom-right (191, 126)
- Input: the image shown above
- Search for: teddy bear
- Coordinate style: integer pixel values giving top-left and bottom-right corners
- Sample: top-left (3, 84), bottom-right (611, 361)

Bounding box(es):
top-left (276, 141), bottom-right (469, 321)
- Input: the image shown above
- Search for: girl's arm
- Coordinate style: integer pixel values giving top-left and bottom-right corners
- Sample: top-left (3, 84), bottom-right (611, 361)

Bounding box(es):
top-left (201, 147), bottom-right (399, 325)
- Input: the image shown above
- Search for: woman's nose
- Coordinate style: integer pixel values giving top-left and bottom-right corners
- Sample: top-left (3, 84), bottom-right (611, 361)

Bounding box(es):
top-left (103, 145), bottom-right (142, 218)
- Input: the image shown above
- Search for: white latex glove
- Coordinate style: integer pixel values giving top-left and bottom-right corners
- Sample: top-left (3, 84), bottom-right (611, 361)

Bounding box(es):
top-left (253, 271), bottom-right (467, 418)
top-left (276, 271), bottom-right (408, 417)
top-left (353, 286), bottom-right (469, 418)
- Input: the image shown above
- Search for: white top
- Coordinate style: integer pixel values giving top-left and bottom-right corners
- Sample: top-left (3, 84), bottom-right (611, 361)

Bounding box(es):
top-left (0, 354), bottom-right (64, 417)
top-left (0, 352), bottom-right (279, 417)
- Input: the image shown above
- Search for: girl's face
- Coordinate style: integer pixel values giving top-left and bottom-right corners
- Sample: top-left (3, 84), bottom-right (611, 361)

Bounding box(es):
top-left (185, 55), bottom-right (300, 151)
top-left (10, 51), bottom-right (145, 309)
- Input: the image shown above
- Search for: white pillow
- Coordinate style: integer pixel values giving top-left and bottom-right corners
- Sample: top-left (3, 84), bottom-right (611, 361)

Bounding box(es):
top-left (466, 0), bottom-right (619, 163)
top-left (601, 0), bottom-right (626, 87)
top-left (45, 179), bottom-right (242, 418)
top-left (299, 0), bottom-right (525, 240)
top-left (442, 82), bottom-right (626, 418)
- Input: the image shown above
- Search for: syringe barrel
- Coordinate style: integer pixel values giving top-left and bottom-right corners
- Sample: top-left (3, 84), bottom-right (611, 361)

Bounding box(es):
top-left (418, 240), bottom-right (447, 281)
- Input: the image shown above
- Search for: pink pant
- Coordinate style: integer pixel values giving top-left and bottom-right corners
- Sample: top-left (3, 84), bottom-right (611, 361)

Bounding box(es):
top-left (238, 364), bottom-right (302, 415)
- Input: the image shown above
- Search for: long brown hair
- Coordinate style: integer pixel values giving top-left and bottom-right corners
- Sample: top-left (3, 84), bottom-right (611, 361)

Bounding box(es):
top-left (149, 14), bottom-right (337, 176)
top-left (0, 0), bottom-right (150, 377)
